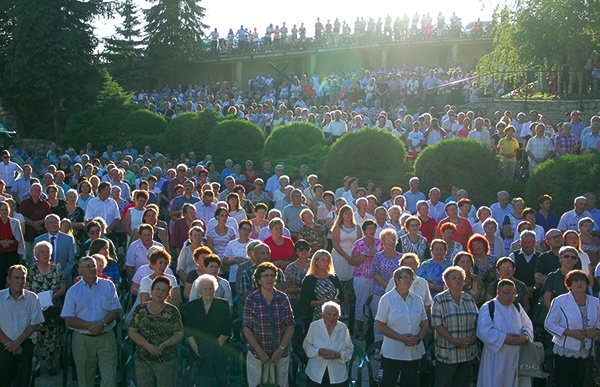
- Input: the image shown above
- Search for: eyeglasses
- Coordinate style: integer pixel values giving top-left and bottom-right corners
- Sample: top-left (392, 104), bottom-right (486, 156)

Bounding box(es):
top-left (383, 239), bottom-right (396, 243)
top-left (260, 273), bottom-right (275, 278)
top-left (498, 289), bottom-right (518, 298)
top-left (561, 254), bottom-right (578, 260)
top-left (296, 247), bottom-right (309, 251)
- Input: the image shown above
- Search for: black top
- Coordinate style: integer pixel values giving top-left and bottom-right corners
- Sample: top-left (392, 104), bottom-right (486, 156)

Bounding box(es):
top-left (299, 274), bottom-right (345, 323)
top-left (512, 250), bottom-right (540, 287)
top-left (182, 297), bottom-right (231, 344)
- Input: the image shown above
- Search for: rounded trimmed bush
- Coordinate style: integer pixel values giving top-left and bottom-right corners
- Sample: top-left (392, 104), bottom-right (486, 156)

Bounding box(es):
top-left (264, 122), bottom-right (328, 176)
top-left (414, 138), bottom-right (498, 206)
top-left (525, 150), bottom-right (600, 215)
top-left (119, 109), bottom-right (168, 136)
top-left (206, 119), bottom-right (265, 167)
top-left (163, 109), bottom-right (221, 156)
top-left (322, 128), bottom-right (408, 193)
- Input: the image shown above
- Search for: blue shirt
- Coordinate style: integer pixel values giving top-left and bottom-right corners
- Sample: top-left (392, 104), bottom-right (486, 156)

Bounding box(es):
top-left (61, 277), bottom-right (121, 334)
top-left (404, 190), bottom-right (426, 214)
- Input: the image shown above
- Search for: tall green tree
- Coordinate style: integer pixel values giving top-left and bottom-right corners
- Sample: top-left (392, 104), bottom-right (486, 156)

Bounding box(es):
top-left (103, 0), bottom-right (148, 91)
top-left (145, 0), bottom-right (208, 83)
top-left (2, 0), bottom-right (107, 136)
top-left (478, 0), bottom-right (599, 75)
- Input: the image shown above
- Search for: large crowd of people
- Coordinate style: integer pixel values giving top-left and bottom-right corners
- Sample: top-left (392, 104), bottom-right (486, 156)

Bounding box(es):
top-left (1, 86), bottom-right (600, 386)
top-left (206, 13), bottom-right (491, 56)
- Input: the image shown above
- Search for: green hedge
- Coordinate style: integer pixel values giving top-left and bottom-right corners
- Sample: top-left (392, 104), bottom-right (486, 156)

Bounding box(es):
top-left (119, 109), bottom-right (167, 136)
top-left (206, 119), bottom-right (265, 167)
top-left (525, 149), bottom-right (600, 214)
top-left (322, 128), bottom-right (408, 193)
top-left (162, 109), bottom-right (222, 157)
top-left (264, 122), bottom-right (328, 176)
top-left (414, 138), bottom-right (498, 206)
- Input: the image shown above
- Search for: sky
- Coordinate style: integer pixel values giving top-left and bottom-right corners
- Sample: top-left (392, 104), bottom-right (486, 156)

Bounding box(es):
top-left (94, 0), bottom-right (499, 41)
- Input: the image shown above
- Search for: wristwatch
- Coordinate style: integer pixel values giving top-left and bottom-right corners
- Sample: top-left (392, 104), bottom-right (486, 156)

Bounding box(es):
top-left (279, 345), bottom-right (286, 351)
top-left (101, 318), bottom-right (107, 327)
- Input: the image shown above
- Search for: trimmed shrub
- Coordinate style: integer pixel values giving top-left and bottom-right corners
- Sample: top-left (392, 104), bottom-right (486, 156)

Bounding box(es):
top-left (525, 150), bottom-right (600, 215)
top-left (414, 138), bottom-right (498, 206)
top-left (264, 123), bottom-right (328, 176)
top-left (322, 128), bottom-right (408, 193)
top-left (119, 109), bottom-right (167, 136)
top-left (162, 109), bottom-right (221, 157)
top-left (206, 119), bottom-right (265, 167)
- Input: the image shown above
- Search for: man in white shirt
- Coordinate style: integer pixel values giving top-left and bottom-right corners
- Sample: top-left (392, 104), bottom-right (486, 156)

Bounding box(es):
top-left (525, 123), bottom-right (555, 175)
top-left (84, 182), bottom-right (121, 236)
top-left (0, 150), bottom-right (23, 193)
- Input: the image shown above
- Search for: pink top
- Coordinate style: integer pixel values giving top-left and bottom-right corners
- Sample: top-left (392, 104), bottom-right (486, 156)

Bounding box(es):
top-left (351, 237), bottom-right (383, 278)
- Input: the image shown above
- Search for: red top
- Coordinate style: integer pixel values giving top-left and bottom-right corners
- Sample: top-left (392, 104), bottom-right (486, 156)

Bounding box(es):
top-left (0, 219), bottom-right (17, 253)
top-left (264, 236), bottom-right (295, 263)
top-left (419, 216), bottom-right (438, 243)
top-left (434, 216), bottom-right (473, 249)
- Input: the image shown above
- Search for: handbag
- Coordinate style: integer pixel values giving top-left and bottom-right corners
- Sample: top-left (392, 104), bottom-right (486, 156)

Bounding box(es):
top-left (518, 341), bottom-right (549, 379)
top-left (258, 363), bottom-right (278, 387)
top-left (42, 305), bottom-right (63, 326)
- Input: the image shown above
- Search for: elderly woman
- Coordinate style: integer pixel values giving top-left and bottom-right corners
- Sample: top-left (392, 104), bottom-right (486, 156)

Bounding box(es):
top-left (247, 178), bottom-right (270, 206)
top-left (396, 215), bottom-right (431, 261)
top-left (467, 234), bottom-right (497, 290)
top-left (370, 228), bottom-right (402, 340)
top-left (439, 222), bottom-right (464, 262)
top-left (300, 250), bottom-right (345, 329)
top-left (385, 253), bottom-right (433, 311)
top-left (375, 266), bottom-right (429, 386)
top-left (176, 226), bottom-right (205, 283)
top-left (64, 189), bottom-right (85, 237)
top-left (303, 302), bottom-right (354, 386)
top-left (26, 241), bottom-right (66, 376)
top-left (481, 218), bottom-right (504, 260)
top-left (431, 266), bottom-right (479, 386)
top-left (350, 219), bottom-right (383, 340)
top-left (563, 229), bottom-right (593, 281)
top-left (250, 203), bottom-right (269, 239)
top-left (545, 270), bottom-right (600, 387)
top-left (129, 276), bottom-right (183, 387)
top-left (243, 262), bottom-right (295, 387)
top-left (579, 217), bottom-right (600, 268)
top-left (190, 254), bottom-right (233, 307)
top-left (264, 218), bottom-right (295, 270)
top-left (182, 273), bottom-right (231, 386)
top-left (418, 239), bottom-right (452, 298)
top-left (0, 201), bottom-right (24, 289)
top-left (298, 208), bottom-right (328, 252)
top-left (453, 252), bottom-right (486, 307)
top-left (502, 197), bottom-right (525, 253)
top-left (543, 246), bottom-right (580, 309)
top-left (435, 201), bottom-right (473, 249)
top-left (477, 279), bottom-right (534, 386)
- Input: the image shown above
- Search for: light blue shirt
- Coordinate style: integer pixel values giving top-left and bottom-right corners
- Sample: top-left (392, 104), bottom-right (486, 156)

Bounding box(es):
top-left (61, 277), bottom-right (121, 334)
top-left (404, 190), bottom-right (426, 214)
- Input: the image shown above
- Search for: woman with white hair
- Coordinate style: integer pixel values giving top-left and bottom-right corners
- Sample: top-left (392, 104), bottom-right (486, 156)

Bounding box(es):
top-left (303, 301), bottom-right (354, 386)
top-left (182, 273), bottom-right (231, 385)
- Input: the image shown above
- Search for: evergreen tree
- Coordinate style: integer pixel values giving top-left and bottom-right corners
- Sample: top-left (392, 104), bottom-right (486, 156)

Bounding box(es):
top-left (103, 0), bottom-right (148, 91)
top-left (2, 0), bottom-right (106, 136)
top-left (145, 0), bottom-right (208, 82)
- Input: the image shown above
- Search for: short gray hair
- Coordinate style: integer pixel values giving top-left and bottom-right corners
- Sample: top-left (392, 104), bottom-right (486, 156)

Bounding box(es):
top-left (189, 274), bottom-right (219, 301)
top-left (321, 301), bottom-right (341, 315)
top-left (33, 240), bottom-right (53, 259)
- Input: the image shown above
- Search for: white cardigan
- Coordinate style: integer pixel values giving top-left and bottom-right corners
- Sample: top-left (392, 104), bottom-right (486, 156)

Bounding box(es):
top-left (545, 292), bottom-right (600, 351)
top-left (2, 217), bottom-right (24, 255)
top-left (303, 319), bottom-right (354, 384)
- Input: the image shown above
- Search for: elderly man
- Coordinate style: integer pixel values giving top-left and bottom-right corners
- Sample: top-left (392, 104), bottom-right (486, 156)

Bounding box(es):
top-left (535, 228), bottom-right (582, 289)
top-left (237, 243), bottom-right (285, 301)
top-left (85, 182), bottom-right (121, 236)
top-left (581, 121), bottom-right (600, 152)
top-left (558, 196), bottom-right (593, 231)
top-left (0, 265), bottom-right (44, 387)
top-left (374, 206), bottom-right (394, 238)
top-left (265, 164), bottom-right (285, 196)
top-left (426, 187), bottom-right (446, 222)
top-left (490, 190), bottom-right (513, 225)
top-left (219, 176), bottom-right (236, 202)
top-left (354, 197), bottom-right (375, 226)
top-left (168, 179), bottom-right (200, 220)
top-left (19, 183), bottom-right (52, 263)
top-left (509, 230), bottom-right (541, 303)
top-left (109, 168), bottom-right (130, 201)
top-left (61, 256), bottom-right (121, 387)
top-left (282, 189), bottom-right (308, 239)
top-left (11, 164), bottom-right (33, 204)
top-left (525, 123), bottom-right (555, 175)
top-left (583, 192), bottom-right (600, 231)
top-left (167, 163), bottom-right (188, 200)
top-left (34, 214), bottom-right (76, 285)
top-left (404, 177), bottom-right (426, 214)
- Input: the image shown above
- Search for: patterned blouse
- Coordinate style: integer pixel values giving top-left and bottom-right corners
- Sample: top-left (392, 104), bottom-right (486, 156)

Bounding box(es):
top-left (129, 302), bottom-right (183, 364)
top-left (351, 237), bottom-right (384, 278)
top-left (298, 224), bottom-right (327, 251)
top-left (26, 263), bottom-right (64, 303)
top-left (285, 260), bottom-right (309, 300)
top-left (371, 251), bottom-right (401, 296)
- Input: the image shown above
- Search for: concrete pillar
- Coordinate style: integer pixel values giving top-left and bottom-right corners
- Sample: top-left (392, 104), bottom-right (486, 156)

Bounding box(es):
top-left (452, 44), bottom-right (459, 65)
top-left (235, 61), bottom-right (243, 87)
top-left (381, 48), bottom-right (388, 69)
top-left (309, 54), bottom-right (317, 74)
